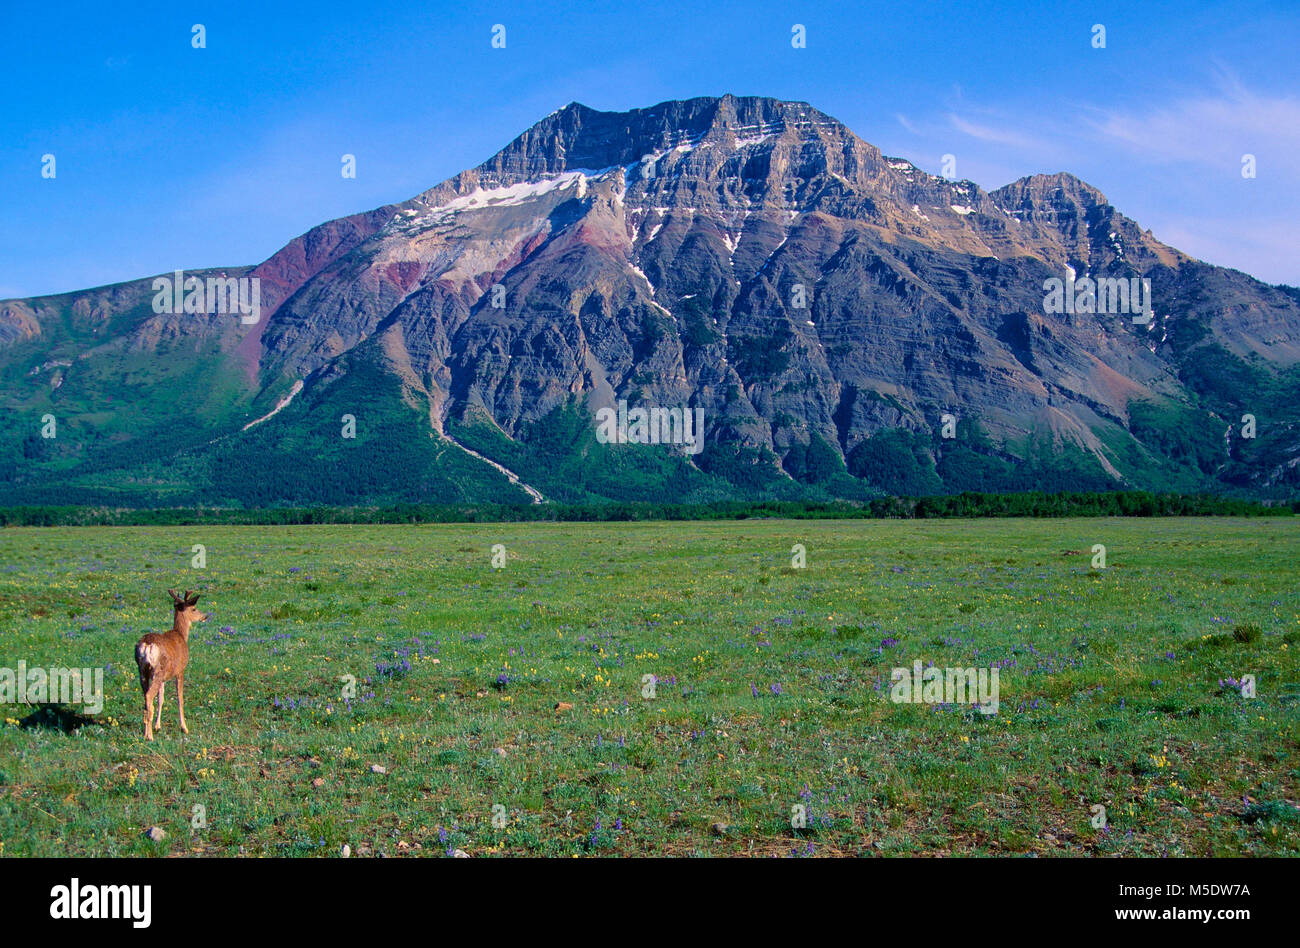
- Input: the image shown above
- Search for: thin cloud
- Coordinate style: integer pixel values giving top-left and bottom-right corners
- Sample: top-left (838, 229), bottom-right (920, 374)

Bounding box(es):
top-left (1087, 87), bottom-right (1300, 174)
top-left (947, 113), bottom-right (1046, 151)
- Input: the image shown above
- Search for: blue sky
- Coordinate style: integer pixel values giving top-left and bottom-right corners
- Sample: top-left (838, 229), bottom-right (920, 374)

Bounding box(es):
top-left (2, 0), bottom-right (1297, 298)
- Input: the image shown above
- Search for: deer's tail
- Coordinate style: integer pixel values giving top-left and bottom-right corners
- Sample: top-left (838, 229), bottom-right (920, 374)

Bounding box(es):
top-left (135, 640), bottom-right (158, 692)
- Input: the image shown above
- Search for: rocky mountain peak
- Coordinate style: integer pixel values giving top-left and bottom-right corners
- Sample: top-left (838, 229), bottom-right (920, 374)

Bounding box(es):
top-left (468, 95), bottom-right (846, 183)
top-left (5, 96), bottom-right (1298, 508)
top-left (994, 172), bottom-right (1110, 213)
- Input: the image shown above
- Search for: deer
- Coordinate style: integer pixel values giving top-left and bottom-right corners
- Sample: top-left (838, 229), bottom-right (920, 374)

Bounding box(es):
top-left (135, 589), bottom-right (207, 741)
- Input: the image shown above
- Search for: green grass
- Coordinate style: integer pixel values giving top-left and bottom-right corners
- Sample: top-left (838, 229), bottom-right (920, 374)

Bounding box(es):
top-left (0, 517), bottom-right (1297, 857)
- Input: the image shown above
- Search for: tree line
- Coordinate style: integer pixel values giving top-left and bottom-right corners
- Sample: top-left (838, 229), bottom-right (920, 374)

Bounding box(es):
top-left (0, 491), bottom-right (1291, 527)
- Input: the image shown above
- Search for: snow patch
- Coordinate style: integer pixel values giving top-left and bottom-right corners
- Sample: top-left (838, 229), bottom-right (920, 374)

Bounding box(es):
top-left (628, 263), bottom-right (655, 295)
top-left (425, 172), bottom-right (590, 222)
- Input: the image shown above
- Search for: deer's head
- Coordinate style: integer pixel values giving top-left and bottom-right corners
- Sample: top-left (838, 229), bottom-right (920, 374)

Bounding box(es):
top-left (168, 589), bottom-right (208, 624)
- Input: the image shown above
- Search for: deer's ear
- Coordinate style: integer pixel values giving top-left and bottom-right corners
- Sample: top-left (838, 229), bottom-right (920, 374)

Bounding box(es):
top-left (168, 589), bottom-right (182, 604)
top-left (186, 593), bottom-right (201, 606)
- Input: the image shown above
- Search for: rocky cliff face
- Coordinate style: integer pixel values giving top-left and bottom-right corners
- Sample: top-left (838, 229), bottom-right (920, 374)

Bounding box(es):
top-left (4, 95), bottom-right (1299, 504)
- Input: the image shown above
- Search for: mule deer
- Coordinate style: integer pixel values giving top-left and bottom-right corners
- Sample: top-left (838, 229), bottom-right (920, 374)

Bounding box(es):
top-left (135, 589), bottom-right (206, 740)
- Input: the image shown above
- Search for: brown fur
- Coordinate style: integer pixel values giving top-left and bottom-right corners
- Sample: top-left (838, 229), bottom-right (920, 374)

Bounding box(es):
top-left (134, 589), bottom-right (207, 740)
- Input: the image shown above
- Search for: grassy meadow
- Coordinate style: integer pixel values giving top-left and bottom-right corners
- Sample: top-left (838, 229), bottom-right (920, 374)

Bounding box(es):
top-left (0, 517), bottom-right (1297, 857)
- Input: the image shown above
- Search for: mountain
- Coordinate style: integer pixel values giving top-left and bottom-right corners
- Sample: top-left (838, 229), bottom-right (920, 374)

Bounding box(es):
top-left (4, 94), bottom-right (1300, 507)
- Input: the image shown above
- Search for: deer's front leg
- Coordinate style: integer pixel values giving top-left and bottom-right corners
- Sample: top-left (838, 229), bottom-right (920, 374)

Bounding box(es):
top-left (177, 675), bottom-right (189, 735)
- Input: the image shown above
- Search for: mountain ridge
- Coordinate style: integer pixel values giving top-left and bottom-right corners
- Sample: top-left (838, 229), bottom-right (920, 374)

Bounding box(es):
top-left (3, 95), bottom-right (1298, 507)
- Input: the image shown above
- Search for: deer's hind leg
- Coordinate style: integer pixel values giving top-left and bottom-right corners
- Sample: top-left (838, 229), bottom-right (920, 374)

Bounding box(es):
top-left (177, 675), bottom-right (188, 735)
top-left (143, 680), bottom-right (159, 741)
top-left (154, 681), bottom-right (165, 730)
